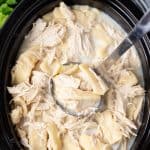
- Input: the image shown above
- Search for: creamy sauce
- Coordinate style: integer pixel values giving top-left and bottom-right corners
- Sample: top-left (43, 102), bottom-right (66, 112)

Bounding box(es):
top-left (8, 2), bottom-right (144, 150)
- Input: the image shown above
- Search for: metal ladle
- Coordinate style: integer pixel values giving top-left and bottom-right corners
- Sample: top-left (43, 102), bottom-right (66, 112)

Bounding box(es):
top-left (51, 9), bottom-right (150, 117)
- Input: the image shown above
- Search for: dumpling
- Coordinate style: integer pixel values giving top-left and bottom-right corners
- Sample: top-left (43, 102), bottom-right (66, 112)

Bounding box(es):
top-left (40, 57), bottom-right (61, 76)
top-left (79, 134), bottom-right (111, 150)
top-left (46, 122), bottom-right (62, 150)
top-left (91, 24), bottom-right (112, 59)
top-left (39, 49), bottom-right (62, 76)
top-left (42, 12), bottom-right (53, 23)
top-left (10, 106), bottom-right (23, 124)
top-left (53, 74), bottom-right (80, 88)
top-left (11, 46), bottom-right (40, 84)
top-left (54, 86), bottom-right (100, 101)
top-left (60, 64), bottom-right (79, 75)
top-left (53, 7), bottom-right (64, 19)
top-left (28, 125), bottom-right (47, 150)
top-left (79, 64), bottom-right (108, 95)
top-left (62, 133), bottom-right (81, 150)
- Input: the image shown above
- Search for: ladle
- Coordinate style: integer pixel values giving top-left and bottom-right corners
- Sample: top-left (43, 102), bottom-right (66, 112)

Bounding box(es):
top-left (51, 9), bottom-right (150, 117)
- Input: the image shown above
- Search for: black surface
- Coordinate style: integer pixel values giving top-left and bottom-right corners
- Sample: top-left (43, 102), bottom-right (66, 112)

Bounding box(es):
top-left (0, 0), bottom-right (150, 150)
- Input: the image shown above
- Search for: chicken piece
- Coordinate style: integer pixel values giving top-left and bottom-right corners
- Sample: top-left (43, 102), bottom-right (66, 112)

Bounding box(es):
top-left (28, 125), bottom-right (47, 150)
top-left (119, 138), bottom-right (127, 150)
top-left (62, 133), bottom-right (81, 150)
top-left (39, 48), bottom-right (56, 73)
top-left (118, 70), bottom-right (138, 86)
top-left (47, 122), bottom-right (62, 150)
top-left (13, 97), bottom-right (27, 117)
top-left (42, 12), bottom-right (53, 23)
top-left (39, 49), bottom-right (59, 74)
top-left (91, 24), bottom-right (112, 59)
top-left (67, 23), bottom-right (94, 63)
top-left (115, 90), bottom-right (127, 115)
top-left (31, 71), bottom-right (49, 88)
top-left (23, 87), bottom-right (39, 105)
top-left (79, 64), bottom-right (108, 95)
top-left (53, 7), bottom-right (64, 19)
top-left (7, 82), bottom-right (31, 97)
top-left (79, 80), bottom-right (93, 91)
top-left (60, 64), bottom-right (79, 75)
top-left (105, 88), bottom-right (115, 111)
top-left (72, 9), bottom-right (88, 27)
top-left (27, 19), bottom-right (47, 42)
top-left (54, 18), bottom-right (67, 26)
top-left (81, 121), bottom-right (99, 135)
top-left (118, 85), bottom-right (144, 99)
top-left (11, 106), bottom-right (23, 124)
top-left (74, 71), bottom-right (92, 91)
top-left (8, 82), bottom-right (39, 105)
top-left (53, 74), bottom-right (80, 88)
top-left (116, 112), bottom-right (137, 129)
top-left (20, 19), bottom-right (47, 51)
top-left (40, 56), bottom-right (61, 76)
top-left (127, 96), bottom-right (144, 121)
top-left (133, 96), bottom-right (144, 121)
top-left (27, 101), bottom-right (40, 121)
top-left (84, 7), bottom-right (98, 24)
top-left (34, 23), bottom-right (66, 47)
top-left (96, 111), bottom-right (123, 144)
top-left (36, 103), bottom-right (50, 111)
top-left (126, 103), bottom-right (136, 120)
top-left (11, 46), bottom-right (40, 84)
top-left (79, 134), bottom-right (111, 150)
top-left (50, 7), bottom-right (67, 26)
top-left (114, 111), bottom-right (137, 137)
top-left (17, 128), bottom-right (30, 148)
top-left (60, 2), bottom-right (75, 21)
top-left (72, 7), bottom-right (96, 29)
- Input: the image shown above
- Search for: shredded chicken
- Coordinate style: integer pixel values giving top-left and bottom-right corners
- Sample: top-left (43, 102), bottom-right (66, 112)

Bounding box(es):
top-left (60, 2), bottom-right (75, 21)
top-left (33, 23), bottom-right (66, 47)
top-left (53, 74), bottom-right (81, 88)
top-left (26, 19), bottom-right (47, 42)
top-left (67, 22), bottom-right (94, 63)
top-left (11, 106), bottom-right (23, 124)
top-left (8, 2), bottom-right (144, 150)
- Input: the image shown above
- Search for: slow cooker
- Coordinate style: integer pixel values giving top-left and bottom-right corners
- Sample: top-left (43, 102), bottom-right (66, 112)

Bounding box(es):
top-left (0, 0), bottom-right (150, 149)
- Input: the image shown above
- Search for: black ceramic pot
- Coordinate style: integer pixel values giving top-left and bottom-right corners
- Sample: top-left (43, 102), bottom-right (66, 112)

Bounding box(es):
top-left (0, 0), bottom-right (150, 149)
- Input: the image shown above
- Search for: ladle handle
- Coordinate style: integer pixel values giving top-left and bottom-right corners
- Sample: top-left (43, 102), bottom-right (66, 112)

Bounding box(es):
top-left (129, 8), bottom-right (150, 43)
top-left (103, 9), bottom-right (150, 68)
